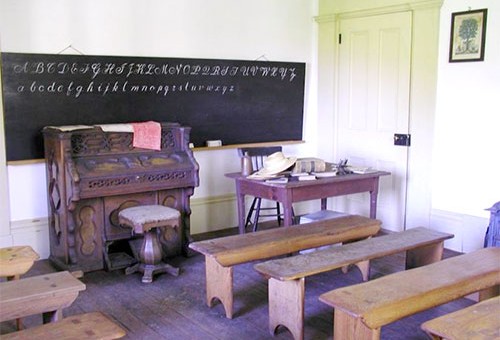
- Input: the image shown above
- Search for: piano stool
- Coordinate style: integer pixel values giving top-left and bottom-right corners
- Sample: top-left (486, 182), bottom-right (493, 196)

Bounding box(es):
top-left (119, 205), bottom-right (181, 283)
top-left (0, 245), bottom-right (40, 330)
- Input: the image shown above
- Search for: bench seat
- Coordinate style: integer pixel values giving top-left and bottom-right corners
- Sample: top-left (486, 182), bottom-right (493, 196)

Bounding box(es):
top-left (421, 295), bottom-right (500, 340)
top-left (1, 312), bottom-right (126, 340)
top-left (0, 271), bottom-right (86, 324)
top-left (319, 247), bottom-right (500, 340)
top-left (189, 215), bottom-right (381, 318)
top-left (0, 246), bottom-right (40, 279)
top-left (254, 227), bottom-right (454, 340)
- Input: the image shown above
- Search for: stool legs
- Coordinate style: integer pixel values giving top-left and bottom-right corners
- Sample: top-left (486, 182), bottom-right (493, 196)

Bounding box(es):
top-left (126, 228), bottom-right (180, 283)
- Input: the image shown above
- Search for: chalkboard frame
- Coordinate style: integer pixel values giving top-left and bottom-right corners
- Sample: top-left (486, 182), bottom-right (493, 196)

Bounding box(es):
top-left (1, 52), bottom-right (305, 161)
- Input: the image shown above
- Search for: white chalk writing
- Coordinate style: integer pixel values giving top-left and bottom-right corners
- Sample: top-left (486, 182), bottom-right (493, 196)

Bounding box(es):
top-left (17, 80), bottom-right (235, 98)
top-left (12, 61), bottom-right (298, 82)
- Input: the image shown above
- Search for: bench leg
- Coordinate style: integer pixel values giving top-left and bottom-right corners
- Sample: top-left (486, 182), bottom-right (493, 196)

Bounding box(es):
top-left (333, 309), bottom-right (381, 340)
top-left (341, 260), bottom-right (370, 281)
top-left (269, 277), bottom-right (305, 340)
top-left (7, 275), bottom-right (24, 330)
top-left (478, 284), bottom-right (499, 301)
top-left (15, 318), bottom-right (23, 330)
top-left (406, 242), bottom-right (444, 269)
top-left (42, 309), bottom-right (63, 323)
top-left (205, 256), bottom-right (234, 319)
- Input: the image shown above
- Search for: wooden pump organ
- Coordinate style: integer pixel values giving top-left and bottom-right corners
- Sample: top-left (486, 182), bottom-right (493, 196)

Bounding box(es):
top-left (43, 122), bottom-right (199, 273)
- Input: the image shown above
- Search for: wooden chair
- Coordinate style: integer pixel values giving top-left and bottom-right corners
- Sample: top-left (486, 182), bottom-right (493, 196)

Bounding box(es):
top-left (238, 146), bottom-right (289, 231)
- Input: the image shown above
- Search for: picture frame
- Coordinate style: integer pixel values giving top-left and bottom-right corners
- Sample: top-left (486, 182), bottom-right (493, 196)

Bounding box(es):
top-left (449, 8), bottom-right (488, 62)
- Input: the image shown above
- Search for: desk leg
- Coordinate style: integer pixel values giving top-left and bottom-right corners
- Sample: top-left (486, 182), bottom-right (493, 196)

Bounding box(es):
top-left (283, 206), bottom-right (294, 227)
top-left (321, 198), bottom-right (327, 210)
top-left (235, 184), bottom-right (246, 234)
top-left (369, 191), bottom-right (377, 219)
top-left (369, 179), bottom-right (380, 219)
top-left (283, 193), bottom-right (294, 227)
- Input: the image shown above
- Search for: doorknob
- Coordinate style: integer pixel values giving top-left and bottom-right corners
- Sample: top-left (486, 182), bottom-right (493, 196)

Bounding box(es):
top-left (394, 133), bottom-right (411, 146)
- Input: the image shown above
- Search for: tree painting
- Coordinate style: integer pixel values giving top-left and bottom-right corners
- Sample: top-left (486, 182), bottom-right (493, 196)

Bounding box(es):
top-left (449, 9), bottom-right (487, 62)
top-left (456, 18), bottom-right (479, 54)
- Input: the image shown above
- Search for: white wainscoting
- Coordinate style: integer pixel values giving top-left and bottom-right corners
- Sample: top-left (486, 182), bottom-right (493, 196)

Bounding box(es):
top-left (190, 194), bottom-right (239, 234)
top-left (4, 194), bottom-right (241, 260)
top-left (6, 217), bottom-right (50, 259)
top-left (429, 209), bottom-right (489, 253)
top-left (5, 200), bottom-right (489, 260)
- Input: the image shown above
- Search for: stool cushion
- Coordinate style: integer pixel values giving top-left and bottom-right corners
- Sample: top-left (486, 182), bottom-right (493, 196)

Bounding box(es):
top-left (119, 205), bottom-right (180, 233)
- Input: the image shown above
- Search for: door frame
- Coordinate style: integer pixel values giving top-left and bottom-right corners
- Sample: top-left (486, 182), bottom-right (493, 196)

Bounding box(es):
top-left (315, 0), bottom-right (443, 230)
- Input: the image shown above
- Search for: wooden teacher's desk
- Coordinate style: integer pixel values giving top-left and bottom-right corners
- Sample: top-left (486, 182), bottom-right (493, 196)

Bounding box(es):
top-left (225, 171), bottom-right (390, 234)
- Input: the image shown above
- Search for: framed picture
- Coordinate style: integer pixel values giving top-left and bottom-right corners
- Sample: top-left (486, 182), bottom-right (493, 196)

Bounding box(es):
top-left (449, 8), bottom-right (488, 62)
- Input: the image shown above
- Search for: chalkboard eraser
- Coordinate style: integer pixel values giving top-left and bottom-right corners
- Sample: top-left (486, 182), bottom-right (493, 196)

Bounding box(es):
top-left (206, 140), bottom-right (222, 147)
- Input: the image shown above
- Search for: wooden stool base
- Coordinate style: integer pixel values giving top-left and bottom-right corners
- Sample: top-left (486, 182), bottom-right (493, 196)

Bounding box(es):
top-left (126, 262), bottom-right (180, 283)
top-left (125, 228), bottom-right (179, 283)
top-left (119, 205), bottom-right (181, 283)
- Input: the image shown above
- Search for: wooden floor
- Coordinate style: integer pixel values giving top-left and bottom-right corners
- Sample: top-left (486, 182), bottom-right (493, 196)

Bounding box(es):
top-left (0, 226), bottom-right (474, 340)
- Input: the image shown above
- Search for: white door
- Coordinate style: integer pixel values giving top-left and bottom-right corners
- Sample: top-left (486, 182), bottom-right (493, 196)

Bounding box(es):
top-left (334, 11), bottom-right (412, 231)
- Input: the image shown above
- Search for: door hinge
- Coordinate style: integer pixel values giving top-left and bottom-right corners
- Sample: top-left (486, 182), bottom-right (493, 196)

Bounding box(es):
top-left (338, 34), bottom-right (342, 44)
top-left (394, 133), bottom-right (411, 146)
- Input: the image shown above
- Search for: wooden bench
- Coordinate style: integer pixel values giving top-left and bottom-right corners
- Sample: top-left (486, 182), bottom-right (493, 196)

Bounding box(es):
top-left (0, 245), bottom-right (40, 329)
top-left (319, 247), bottom-right (500, 340)
top-left (189, 215), bottom-right (381, 318)
top-left (254, 227), bottom-right (454, 340)
top-left (0, 246), bottom-right (40, 280)
top-left (0, 271), bottom-right (86, 324)
top-left (1, 312), bottom-right (126, 339)
top-left (421, 295), bottom-right (500, 340)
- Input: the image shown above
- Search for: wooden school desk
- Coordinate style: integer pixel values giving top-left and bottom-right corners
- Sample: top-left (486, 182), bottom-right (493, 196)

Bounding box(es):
top-left (225, 171), bottom-right (390, 234)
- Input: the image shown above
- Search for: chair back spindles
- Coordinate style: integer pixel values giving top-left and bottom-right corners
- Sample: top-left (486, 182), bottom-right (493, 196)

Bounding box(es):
top-left (238, 146), bottom-right (282, 171)
top-left (237, 146), bottom-right (288, 231)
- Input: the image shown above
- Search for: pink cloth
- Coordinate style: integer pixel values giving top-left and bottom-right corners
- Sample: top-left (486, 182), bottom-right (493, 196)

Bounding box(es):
top-left (131, 121), bottom-right (161, 150)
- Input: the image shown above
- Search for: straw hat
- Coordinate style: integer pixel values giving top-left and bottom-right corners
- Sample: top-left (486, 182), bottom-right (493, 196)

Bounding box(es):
top-left (256, 152), bottom-right (297, 175)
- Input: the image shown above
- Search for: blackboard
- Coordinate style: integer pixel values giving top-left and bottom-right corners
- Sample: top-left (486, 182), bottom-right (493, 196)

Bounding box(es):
top-left (1, 53), bottom-right (305, 161)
